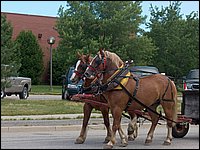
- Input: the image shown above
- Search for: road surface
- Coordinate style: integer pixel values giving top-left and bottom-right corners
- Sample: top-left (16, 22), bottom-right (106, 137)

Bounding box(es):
top-left (1, 123), bottom-right (199, 149)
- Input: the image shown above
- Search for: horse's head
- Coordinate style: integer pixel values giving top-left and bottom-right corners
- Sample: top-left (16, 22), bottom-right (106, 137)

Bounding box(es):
top-left (84, 48), bottom-right (124, 81)
top-left (84, 48), bottom-right (106, 80)
top-left (70, 52), bottom-right (92, 84)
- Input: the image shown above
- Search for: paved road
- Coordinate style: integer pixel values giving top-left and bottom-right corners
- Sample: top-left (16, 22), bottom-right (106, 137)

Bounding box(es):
top-left (1, 123), bottom-right (199, 149)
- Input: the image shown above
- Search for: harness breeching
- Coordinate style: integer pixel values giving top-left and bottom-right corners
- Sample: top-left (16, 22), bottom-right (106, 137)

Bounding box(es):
top-left (87, 61), bottom-right (177, 124)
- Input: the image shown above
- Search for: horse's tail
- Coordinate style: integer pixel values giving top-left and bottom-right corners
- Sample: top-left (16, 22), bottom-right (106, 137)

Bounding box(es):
top-left (170, 80), bottom-right (178, 127)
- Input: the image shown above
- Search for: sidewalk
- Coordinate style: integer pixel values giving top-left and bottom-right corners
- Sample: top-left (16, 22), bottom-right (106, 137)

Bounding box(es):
top-left (1, 113), bottom-right (134, 132)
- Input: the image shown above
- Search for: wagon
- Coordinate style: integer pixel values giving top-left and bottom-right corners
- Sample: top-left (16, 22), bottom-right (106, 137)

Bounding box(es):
top-left (172, 90), bottom-right (199, 138)
top-left (72, 90), bottom-right (199, 139)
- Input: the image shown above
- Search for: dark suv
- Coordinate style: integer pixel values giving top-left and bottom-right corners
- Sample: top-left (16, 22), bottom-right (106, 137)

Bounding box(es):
top-left (183, 69), bottom-right (199, 91)
top-left (61, 67), bottom-right (83, 100)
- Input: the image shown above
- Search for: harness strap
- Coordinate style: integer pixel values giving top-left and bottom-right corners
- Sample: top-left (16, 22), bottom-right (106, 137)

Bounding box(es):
top-left (98, 64), bottom-right (129, 92)
top-left (162, 99), bottom-right (175, 102)
top-left (74, 70), bottom-right (83, 77)
top-left (114, 79), bottom-right (177, 124)
top-left (161, 78), bottom-right (175, 103)
top-left (88, 65), bottom-right (96, 72)
top-left (161, 78), bottom-right (170, 99)
top-left (126, 76), bottom-right (139, 109)
top-left (133, 77), bottom-right (139, 97)
top-left (107, 65), bottom-right (124, 82)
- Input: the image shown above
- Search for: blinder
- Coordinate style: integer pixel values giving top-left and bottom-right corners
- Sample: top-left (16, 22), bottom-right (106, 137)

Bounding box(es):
top-left (84, 52), bottom-right (107, 79)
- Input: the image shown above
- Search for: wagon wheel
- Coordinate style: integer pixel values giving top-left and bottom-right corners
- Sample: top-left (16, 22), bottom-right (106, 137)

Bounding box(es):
top-left (172, 122), bottom-right (189, 138)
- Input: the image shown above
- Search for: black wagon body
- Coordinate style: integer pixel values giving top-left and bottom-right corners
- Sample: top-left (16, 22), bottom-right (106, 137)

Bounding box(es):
top-left (172, 90), bottom-right (199, 138)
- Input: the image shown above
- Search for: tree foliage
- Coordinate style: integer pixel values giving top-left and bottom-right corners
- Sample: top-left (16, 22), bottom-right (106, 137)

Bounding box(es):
top-left (15, 30), bottom-right (44, 84)
top-left (1, 14), bottom-right (21, 89)
top-left (125, 35), bottom-right (158, 66)
top-left (53, 1), bottom-right (156, 84)
top-left (145, 1), bottom-right (199, 78)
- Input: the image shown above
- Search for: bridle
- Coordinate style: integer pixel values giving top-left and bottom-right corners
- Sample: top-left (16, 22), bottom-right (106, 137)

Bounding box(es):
top-left (84, 52), bottom-right (107, 79)
top-left (74, 63), bottom-right (88, 80)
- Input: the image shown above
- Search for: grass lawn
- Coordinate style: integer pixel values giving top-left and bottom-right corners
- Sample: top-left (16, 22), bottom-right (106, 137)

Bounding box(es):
top-left (1, 98), bottom-right (182, 117)
top-left (1, 85), bottom-right (182, 116)
top-left (30, 85), bottom-right (62, 95)
top-left (1, 99), bottom-right (88, 116)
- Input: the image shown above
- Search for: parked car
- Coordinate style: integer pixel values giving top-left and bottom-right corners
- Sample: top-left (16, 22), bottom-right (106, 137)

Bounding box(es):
top-left (183, 69), bottom-right (199, 91)
top-left (130, 66), bottom-right (160, 77)
top-left (1, 76), bottom-right (31, 99)
top-left (61, 67), bottom-right (83, 100)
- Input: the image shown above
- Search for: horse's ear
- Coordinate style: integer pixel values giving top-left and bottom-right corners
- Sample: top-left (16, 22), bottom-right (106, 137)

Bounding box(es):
top-left (86, 54), bottom-right (91, 62)
top-left (77, 51), bottom-right (82, 58)
top-left (100, 48), bottom-right (104, 56)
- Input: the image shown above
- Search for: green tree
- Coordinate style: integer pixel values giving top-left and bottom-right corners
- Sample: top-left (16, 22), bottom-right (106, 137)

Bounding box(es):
top-left (15, 30), bottom-right (44, 84)
top-left (125, 35), bottom-right (158, 66)
top-left (1, 14), bottom-right (21, 89)
top-left (53, 1), bottom-right (156, 84)
top-left (145, 1), bottom-right (199, 78)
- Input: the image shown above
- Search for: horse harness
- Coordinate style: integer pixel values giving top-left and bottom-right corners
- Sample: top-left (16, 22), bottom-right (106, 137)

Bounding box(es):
top-left (91, 64), bottom-right (177, 124)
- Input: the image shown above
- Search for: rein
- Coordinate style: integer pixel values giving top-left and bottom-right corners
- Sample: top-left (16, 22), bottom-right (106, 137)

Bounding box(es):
top-left (113, 79), bottom-right (177, 124)
top-left (74, 70), bottom-right (84, 78)
top-left (91, 61), bottom-right (177, 123)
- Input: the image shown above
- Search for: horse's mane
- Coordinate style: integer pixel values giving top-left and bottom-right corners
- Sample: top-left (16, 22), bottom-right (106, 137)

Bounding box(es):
top-left (97, 50), bottom-right (124, 68)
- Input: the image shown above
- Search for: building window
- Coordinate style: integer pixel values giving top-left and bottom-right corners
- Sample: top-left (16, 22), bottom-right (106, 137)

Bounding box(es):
top-left (38, 33), bottom-right (42, 39)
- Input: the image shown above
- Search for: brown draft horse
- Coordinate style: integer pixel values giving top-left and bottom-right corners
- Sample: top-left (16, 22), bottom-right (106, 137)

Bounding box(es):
top-left (84, 49), bottom-right (178, 149)
top-left (70, 52), bottom-right (128, 146)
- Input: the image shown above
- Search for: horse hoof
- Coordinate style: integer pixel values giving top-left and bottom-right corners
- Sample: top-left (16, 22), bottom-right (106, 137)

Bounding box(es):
top-left (103, 137), bottom-right (111, 143)
top-left (103, 145), bottom-right (113, 149)
top-left (163, 141), bottom-right (171, 145)
top-left (103, 139), bottom-right (110, 143)
top-left (125, 136), bottom-right (128, 143)
top-left (74, 137), bottom-right (85, 144)
top-left (119, 143), bottom-right (128, 147)
top-left (144, 139), bottom-right (152, 145)
top-left (128, 136), bottom-right (135, 141)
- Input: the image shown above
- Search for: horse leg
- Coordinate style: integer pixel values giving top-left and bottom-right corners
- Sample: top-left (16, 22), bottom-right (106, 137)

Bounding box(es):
top-left (75, 103), bottom-right (92, 144)
top-left (145, 104), bottom-right (159, 145)
top-left (161, 102), bottom-right (176, 145)
top-left (127, 114), bottom-right (138, 141)
top-left (101, 107), bottom-right (112, 143)
top-left (118, 125), bottom-right (128, 147)
top-left (104, 108), bottom-right (128, 149)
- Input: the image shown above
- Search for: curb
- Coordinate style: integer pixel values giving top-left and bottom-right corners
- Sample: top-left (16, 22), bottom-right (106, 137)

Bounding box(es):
top-left (1, 113), bottom-right (111, 120)
top-left (1, 124), bottom-right (138, 132)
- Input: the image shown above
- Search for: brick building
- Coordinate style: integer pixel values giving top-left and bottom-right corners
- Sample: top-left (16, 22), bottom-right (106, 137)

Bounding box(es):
top-left (2, 12), bottom-right (60, 84)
